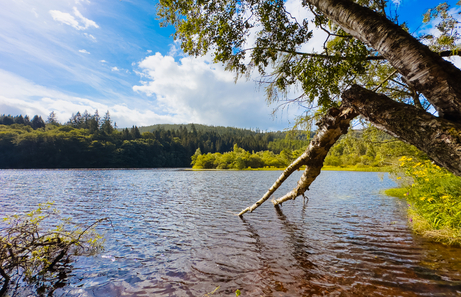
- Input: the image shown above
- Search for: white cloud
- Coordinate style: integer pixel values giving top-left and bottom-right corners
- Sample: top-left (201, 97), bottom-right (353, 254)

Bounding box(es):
top-left (79, 49), bottom-right (90, 54)
top-left (49, 7), bottom-right (98, 31)
top-left (0, 69), bottom-right (179, 127)
top-left (72, 7), bottom-right (98, 29)
top-left (100, 60), bottom-right (107, 63)
top-left (49, 10), bottom-right (80, 29)
top-left (147, 50), bottom-right (152, 53)
top-left (111, 67), bottom-right (119, 71)
top-left (84, 33), bottom-right (96, 41)
top-left (133, 52), bottom-right (298, 129)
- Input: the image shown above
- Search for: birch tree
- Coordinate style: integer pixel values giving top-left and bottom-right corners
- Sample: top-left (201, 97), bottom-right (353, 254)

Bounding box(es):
top-left (157, 0), bottom-right (461, 215)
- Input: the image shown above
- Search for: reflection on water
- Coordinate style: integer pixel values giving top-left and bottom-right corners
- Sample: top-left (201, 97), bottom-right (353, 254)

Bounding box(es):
top-left (1, 169), bottom-right (461, 296)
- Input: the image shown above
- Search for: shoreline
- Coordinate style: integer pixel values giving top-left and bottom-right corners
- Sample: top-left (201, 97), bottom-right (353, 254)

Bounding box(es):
top-left (187, 166), bottom-right (391, 172)
top-left (384, 187), bottom-right (461, 246)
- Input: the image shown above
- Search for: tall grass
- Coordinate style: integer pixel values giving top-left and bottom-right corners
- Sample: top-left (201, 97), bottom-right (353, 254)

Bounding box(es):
top-left (387, 156), bottom-right (461, 245)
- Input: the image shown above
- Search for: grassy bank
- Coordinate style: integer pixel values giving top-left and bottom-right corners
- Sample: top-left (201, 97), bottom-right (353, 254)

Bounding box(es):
top-left (188, 165), bottom-right (391, 172)
top-left (385, 157), bottom-right (461, 246)
top-left (322, 165), bottom-right (391, 172)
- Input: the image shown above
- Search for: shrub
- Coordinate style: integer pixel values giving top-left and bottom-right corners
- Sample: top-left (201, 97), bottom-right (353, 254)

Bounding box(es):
top-left (392, 157), bottom-right (461, 245)
top-left (0, 203), bottom-right (107, 296)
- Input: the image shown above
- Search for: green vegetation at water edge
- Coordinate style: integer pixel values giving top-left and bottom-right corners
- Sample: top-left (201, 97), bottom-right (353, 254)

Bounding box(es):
top-left (322, 165), bottom-right (392, 172)
top-left (0, 112), bottom-right (308, 169)
top-left (191, 144), bottom-right (305, 169)
top-left (386, 157), bottom-right (461, 246)
top-left (192, 127), bottom-right (420, 170)
top-left (323, 127), bottom-right (425, 168)
top-left (0, 203), bottom-right (106, 296)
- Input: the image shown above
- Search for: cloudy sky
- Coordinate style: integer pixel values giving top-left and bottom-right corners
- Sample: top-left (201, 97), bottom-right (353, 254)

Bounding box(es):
top-left (0, 0), bottom-right (458, 129)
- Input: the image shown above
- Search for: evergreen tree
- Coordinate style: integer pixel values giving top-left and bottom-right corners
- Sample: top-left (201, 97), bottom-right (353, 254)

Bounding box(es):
top-left (130, 126), bottom-right (141, 139)
top-left (24, 115), bottom-right (31, 127)
top-left (46, 111), bottom-right (59, 125)
top-left (31, 115), bottom-right (45, 129)
top-left (101, 111), bottom-right (114, 134)
top-left (14, 115), bottom-right (25, 125)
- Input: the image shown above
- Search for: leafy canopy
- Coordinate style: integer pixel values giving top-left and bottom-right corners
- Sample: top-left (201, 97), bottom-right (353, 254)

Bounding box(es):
top-left (158, 0), bottom-right (460, 123)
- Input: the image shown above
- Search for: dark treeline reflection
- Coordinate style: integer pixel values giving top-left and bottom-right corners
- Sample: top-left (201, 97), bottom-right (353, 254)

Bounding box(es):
top-left (0, 111), bottom-right (309, 169)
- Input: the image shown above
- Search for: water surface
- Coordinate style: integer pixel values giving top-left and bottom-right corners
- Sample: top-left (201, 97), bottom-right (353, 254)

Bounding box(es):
top-left (1, 169), bottom-right (461, 296)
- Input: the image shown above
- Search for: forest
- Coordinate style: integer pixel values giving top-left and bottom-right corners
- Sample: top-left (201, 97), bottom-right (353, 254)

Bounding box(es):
top-left (0, 111), bottom-right (423, 170)
top-left (191, 127), bottom-right (425, 170)
top-left (0, 111), bottom-right (309, 169)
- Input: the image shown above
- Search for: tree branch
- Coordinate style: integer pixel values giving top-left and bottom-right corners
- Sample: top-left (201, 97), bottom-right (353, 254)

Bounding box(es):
top-left (342, 84), bottom-right (461, 176)
top-left (304, 0), bottom-right (461, 122)
top-left (238, 105), bottom-right (357, 216)
top-left (240, 47), bottom-right (460, 61)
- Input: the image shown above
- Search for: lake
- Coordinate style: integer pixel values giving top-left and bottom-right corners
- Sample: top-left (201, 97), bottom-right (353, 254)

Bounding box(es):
top-left (1, 169), bottom-right (461, 296)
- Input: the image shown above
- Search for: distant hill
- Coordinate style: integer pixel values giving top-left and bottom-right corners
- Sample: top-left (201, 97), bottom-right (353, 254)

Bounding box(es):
top-left (137, 123), bottom-right (278, 137)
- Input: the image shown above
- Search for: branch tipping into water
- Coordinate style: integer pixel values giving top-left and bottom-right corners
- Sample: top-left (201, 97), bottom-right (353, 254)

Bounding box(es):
top-left (238, 105), bottom-right (358, 216)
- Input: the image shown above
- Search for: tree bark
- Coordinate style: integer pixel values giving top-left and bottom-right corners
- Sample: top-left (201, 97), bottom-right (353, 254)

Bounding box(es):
top-left (238, 105), bottom-right (357, 216)
top-left (239, 84), bottom-right (461, 216)
top-left (304, 0), bottom-right (461, 122)
top-left (342, 84), bottom-right (461, 176)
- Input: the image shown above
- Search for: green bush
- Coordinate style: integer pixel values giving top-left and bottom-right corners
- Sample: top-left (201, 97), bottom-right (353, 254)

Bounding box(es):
top-left (391, 156), bottom-right (461, 245)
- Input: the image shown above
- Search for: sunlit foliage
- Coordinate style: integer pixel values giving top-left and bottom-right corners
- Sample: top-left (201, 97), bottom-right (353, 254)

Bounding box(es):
top-left (389, 157), bottom-right (461, 245)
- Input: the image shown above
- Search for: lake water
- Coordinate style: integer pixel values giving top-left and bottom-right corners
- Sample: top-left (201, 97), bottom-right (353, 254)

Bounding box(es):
top-left (1, 169), bottom-right (461, 296)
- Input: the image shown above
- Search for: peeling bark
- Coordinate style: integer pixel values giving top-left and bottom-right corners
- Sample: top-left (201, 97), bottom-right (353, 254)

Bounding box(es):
top-left (239, 84), bottom-right (461, 216)
top-left (238, 0), bottom-right (461, 217)
top-left (238, 106), bottom-right (357, 216)
top-left (304, 0), bottom-right (461, 122)
top-left (343, 85), bottom-right (461, 176)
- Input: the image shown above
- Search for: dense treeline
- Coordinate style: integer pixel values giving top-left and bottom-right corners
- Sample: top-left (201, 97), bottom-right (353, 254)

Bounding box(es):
top-left (323, 127), bottom-right (426, 167)
top-left (191, 126), bottom-right (424, 170)
top-left (0, 112), bottom-right (308, 169)
top-left (0, 114), bottom-right (46, 129)
top-left (191, 144), bottom-right (306, 169)
top-left (138, 123), bottom-right (311, 154)
top-left (1, 111), bottom-right (419, 169)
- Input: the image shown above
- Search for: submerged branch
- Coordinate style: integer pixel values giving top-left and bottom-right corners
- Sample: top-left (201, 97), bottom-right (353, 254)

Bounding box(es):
top-left (238, 105), bottom-right (358, 216)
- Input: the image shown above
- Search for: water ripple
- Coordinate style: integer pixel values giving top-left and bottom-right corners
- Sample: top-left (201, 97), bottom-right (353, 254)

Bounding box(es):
top-left (1, 169), bottom-right (461, 296)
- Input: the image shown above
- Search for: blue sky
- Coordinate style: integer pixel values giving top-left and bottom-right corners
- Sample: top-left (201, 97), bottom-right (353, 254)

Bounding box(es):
top-left (0, 0), bottom-right (459, 129)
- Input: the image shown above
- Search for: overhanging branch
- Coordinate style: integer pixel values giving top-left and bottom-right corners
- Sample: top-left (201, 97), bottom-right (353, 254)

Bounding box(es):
top-left (343, 85), bottom-right (461, 177)
top-left (238, 105), bottom-right (357, 216)
top-left (239, 48), bottom-right (460, 61)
